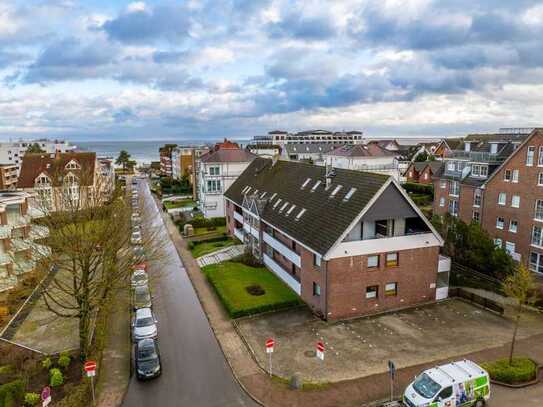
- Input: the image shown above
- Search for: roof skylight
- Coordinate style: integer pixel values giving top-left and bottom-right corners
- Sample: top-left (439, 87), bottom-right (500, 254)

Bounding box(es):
top-left (286, 204), bottom-right (296, 216)
top-left (270, 192), bottom-right (277, 201)
top-left (273, 198), bottom-right (282, 209)
top-left (279, 202), bottom-right (289, 212)
top-left (330, 185), bottom-right (343, 197)
top-left (260, 191), bottom-right (267, 198)
top-left (311, 180), bottom-right (321, 191)
top-left (301, 178), bottom-right (311, 189)
top-left (343, 187), bottom-right (357, 201)
top-left (295, 208), bottom-right (306, 220)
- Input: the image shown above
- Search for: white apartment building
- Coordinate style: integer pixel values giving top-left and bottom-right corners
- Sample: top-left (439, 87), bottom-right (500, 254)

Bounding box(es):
top-left (253, 130), bottom-right (364, 146)
top-left (197, 148), bottom-right (256, 218)
top-left (0, 139), bottom-right (74, 175)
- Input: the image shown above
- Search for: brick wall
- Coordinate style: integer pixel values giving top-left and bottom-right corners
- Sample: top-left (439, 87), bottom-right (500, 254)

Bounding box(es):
top-left (483, 131), bottom-right (543, 267)
top-left (418, 167), bottom-right (433, 184)
top-left (458, 184), bottom-right (476, 224)
top-left (433, 179), bottom-right (448, 216)
top-left (324, 246), bottom-right (439, 320)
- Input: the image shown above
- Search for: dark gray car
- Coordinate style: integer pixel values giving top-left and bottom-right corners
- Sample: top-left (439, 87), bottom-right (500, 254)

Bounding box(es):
top-left (135, 338), bottom-right (161, 380)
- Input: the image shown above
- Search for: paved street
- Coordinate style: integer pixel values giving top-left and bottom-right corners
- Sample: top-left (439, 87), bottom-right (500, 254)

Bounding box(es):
top-left (123, 181), bottom-right (256, 407)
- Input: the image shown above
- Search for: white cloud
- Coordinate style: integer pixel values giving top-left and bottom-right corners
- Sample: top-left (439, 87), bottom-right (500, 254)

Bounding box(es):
top-left (126, 2), bottom-right (147, 13)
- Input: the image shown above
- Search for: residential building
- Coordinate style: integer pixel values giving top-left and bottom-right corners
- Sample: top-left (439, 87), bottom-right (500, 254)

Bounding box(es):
top-left (0, 139), bottom-right (74, 175)
top-left (432, 129), bottom-right (543, 271)
top-left (0, 191), bottom-right (50, 300)
top-left (246, 144), bottom-right (282, 159)
top-left (159, 144), bottom-right (178, 177)
top-left (404, 161), bottom-right (443, 184)
top-left (224, 158), bottom-right (449, 320)
top-left (17, 151), bottom-right (114, 212)
top-left (253, 129), bottom-right (364, 146)
top-left (0, 164), bottom-right (18, 190)
top-left (197, 141), bottom-right (256, 218)
top-left (323, 143), bottom-right (401, 180)
top-left (282, 143), bottom-right (341, 163)
top-left (171, 146), bottom-right (210, 184)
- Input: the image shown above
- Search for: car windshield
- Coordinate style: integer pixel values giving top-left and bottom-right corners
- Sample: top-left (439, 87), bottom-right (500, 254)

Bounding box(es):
top-left (138, 345), bottom-right (158, 361)
top-left (136, 316), bottom-right (154, 327)
top-left (413, 373), bottom-right (441, 399)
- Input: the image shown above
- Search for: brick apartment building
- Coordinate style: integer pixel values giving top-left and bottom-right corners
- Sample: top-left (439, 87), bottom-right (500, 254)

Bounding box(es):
top-left (159, 144), bottom-right (177, 177)
top-left (0, 164), bottom-right (18, 190)
top-left (225, 158), bottom-right (450, 320)
top-left (404, 161), bottom-right (443, 184)
top-left (433, 129), bottom-right (543, 274)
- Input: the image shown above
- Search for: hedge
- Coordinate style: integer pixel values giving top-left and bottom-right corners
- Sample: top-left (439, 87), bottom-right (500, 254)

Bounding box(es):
top-left (181, 216), bottom-right (226, 229)
top-left (410, 193), bottom-right (433, 207)
top-left (482, 358), bottom-right (537, 384)
top-left (0, 380), bottom-right (24, 407)
top-left (403, 182), bottom-right (434, 195)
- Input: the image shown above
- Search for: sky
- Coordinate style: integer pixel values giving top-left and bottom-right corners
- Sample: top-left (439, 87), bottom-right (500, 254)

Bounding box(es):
top-left (1, 0), bottom-right (543, 141)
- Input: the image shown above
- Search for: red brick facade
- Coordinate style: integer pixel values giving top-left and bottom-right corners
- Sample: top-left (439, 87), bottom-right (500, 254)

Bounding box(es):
top-left (405, 163), bottom-right (434, 184)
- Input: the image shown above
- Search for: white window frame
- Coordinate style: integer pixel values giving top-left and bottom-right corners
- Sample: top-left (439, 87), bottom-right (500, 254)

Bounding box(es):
top-left (539, 146), bottom-right (543, 167)
top-left (509, 220), bottom-right (518, 233)
top-left (511, 195), bottom-right (520, 208)
top-left (209, 166), bottom-right (220, 176)
top-left (206, 179), bottom-right (221, 193)
top-left (527, 146), bottom-right (535, 166)
top-left (512, 169), bottom-right (519, 183)
top-left (496, 217), bottom-right (505, 230)
top-left (494, 238), bottom-right (502, 248)
top-left (505, 241), bottom-right (516, 255)
top-left (473, 189), bottom-right (481, 207)
top-left (449, 181), bottom-right (459, 196)
top-left (365, 286), bottom-right (378, 299)
top-left (538, 173), bottom-right (543, 186)
top-left (439, 180), bottom-right (446, 189)
top-left (503, 169), bottom-right (511, 182)
top-left (531, 225), bottom-right (543, 247)
top-left (530, 252), bottom-right (543, 274)
top-left (367, 255), bottom-right (379, 268)
top-left (384, 282), bottom-right (398, 296)
top-left (472, 211), bottom-right (480, 223)
top-left (439, 197), bottom-right (445, 207)
top-left (535, 200), bottom-right (543, 221)
top-left (498, 192), bottom-right (506, 206)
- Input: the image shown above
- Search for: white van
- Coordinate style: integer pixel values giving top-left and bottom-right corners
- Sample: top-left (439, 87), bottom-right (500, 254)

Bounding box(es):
top-left (403, 360), bottom-right (490, 407)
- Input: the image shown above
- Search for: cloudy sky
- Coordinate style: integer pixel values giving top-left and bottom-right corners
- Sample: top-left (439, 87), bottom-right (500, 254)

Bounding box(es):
top-left (1, 0), bottom-right (543, 141)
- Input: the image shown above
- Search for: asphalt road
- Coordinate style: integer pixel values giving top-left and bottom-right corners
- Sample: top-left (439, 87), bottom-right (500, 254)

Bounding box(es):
top-left (123, 180), bottom-right (256, 407)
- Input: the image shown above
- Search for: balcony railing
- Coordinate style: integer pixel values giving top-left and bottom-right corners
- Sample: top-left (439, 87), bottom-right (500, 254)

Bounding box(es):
top-left (233, 228), bottom-right (244, 242)
top-left (263, 232), bottom-right (301, 267)
top-left (448, 151), bottom-right (505, 163)
top-left (263, 254), bottom-right (301, 295)
top-left (233, 211), bottom-right (243, 223)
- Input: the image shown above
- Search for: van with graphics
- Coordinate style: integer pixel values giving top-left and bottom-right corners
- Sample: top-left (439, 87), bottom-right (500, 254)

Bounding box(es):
top-left (403, 360), bottom-right (490, 407)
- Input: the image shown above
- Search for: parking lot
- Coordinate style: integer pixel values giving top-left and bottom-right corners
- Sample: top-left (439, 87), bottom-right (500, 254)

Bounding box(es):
top-left (237, 299), bottom-right (543, 383)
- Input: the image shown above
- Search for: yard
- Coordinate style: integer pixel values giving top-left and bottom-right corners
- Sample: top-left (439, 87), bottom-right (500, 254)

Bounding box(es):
top-left (194, 225), bottom-right (226, 236)
top-left (190, 237), bottom-right (236, 258)
top-left (202, 261), bottom-right (303, 318)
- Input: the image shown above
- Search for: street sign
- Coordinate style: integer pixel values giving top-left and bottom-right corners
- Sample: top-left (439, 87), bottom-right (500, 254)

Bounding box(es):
top-left (41, 386), bottom-right (51, 407)
top-left (265, 338), bottom-right (274, 353)
top-left (84, 360), bottom-right (97, 406)
top-left (316, 341), bottom-right (324, 360)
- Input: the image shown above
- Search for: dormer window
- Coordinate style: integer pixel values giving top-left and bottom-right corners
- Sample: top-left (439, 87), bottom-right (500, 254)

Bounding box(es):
top-left (35, 174), bottom-right (51, 186)
top-left (65, 160), bottom-right (80, 170)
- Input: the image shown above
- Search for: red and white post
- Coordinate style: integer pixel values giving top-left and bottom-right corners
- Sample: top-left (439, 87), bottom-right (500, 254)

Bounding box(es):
top-left (265, 338), bottom-right (274, 376)
top-left (84, 360), bottom-right (97, 406)
top-left (316, 341), bottom-right (325, 361)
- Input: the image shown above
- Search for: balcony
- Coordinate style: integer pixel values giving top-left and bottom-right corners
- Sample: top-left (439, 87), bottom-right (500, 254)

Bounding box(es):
top-left (233, 211), bottom-right (243, 223)
top-left (438, 255), bottom-right (451, 273)
top-left (448, 151), bottom-right (504, 163)
top-left (263, 232), bottom-right (301, 268)
top-left (243, 223), bottom-right (259, 239)
top-left (233, 228), bottom-right (244, 242)
top-left (263, 254), bottom-right (301, 295)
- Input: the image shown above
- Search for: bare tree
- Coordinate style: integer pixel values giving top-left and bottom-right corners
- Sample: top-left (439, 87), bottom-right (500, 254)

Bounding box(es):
top-left (26, 164), bottom-right (166, 360)
top-left (502, 263), bottom-right (537, 365)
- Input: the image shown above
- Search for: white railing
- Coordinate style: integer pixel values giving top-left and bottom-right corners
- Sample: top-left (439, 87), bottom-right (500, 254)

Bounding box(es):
top-left (243, 223), bottom-right (259, 238)
top-left (233, 211), bottom-right (243, 223)
top-left (263, 254), bottom-right (301, 295)
top-left (234, 228), bottom-right (244, 242)
top-left (436, 287), bottom-right (449, 300)
top-left (438, 255), bottom-right (451, 273)
top-left (263, 232), bottom-right (301, 267)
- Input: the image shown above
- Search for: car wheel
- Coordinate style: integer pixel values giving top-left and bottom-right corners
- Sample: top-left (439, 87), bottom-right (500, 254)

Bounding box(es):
top-left (474, 399), bottom-right (485, 407)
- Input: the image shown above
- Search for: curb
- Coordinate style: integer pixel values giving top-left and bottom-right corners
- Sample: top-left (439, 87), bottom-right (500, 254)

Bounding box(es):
top-left (490, 363), bottom-right (542, 388)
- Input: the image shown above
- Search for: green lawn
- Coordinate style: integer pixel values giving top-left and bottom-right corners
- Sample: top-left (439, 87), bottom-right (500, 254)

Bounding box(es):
top-left (202, 261), bottom-right (303, 318)
top-left (194, 225), bottom-right (226, 236)
top-left (164, 199), bottom-right (195, 209)
top-left (190, 237), bottom-right (236, 258)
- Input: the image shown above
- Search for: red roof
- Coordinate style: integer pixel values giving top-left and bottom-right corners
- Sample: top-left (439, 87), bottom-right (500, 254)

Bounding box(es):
top-left (17, 152), bottom-right (97, 188)
top-left (215, 139), bottom-right (239, 150)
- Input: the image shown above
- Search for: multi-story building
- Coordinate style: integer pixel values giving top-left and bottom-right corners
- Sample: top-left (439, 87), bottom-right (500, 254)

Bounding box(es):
top-left (323, 143), bottom-right (401, 180)
top-left (197, 141), bottom-right (256, 218)
top-left (17, 152), bottom-right (114, 212)
top-left (159, 144), bottom-right (178, 177)
top-left (432, 129), bottom-right (543, 271)
top-left (0, 164), bottom-right (18, 190)
top-left (171, 145), bottom-right (210, 184)
top-left (404, 161), bottom-right (443, 184)
top-left (253, 129), bottom-right (364, 146)
top-left (224, 158), bottom-right (449, 320)
top-left (282, 143), bottom-right (341, 163)
top-left (0, 191), bottom-right (50, 300)
top-left (0, 139), bottom-right (74, 175)
top-left (246, 144), bottom-right (282, 159)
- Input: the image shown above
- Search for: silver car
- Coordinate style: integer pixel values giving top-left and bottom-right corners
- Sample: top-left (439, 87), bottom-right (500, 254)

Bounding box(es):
top-left (131, 269), bottom-right (148, 288)
top-left (132, 307), bottom-right (157, 342)
top-left (131, 231), bottom-right (143, 245)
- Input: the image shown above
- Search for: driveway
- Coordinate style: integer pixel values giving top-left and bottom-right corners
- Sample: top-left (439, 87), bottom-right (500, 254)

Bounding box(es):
top-left (237, 300), bottom-right (543, 383)
top-left (123, 181), bottom-right (255, 407)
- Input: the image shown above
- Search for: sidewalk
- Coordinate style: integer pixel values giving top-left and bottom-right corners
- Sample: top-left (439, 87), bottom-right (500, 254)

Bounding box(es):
top-left (196, 244), bottom-right (245, 267)
top-left (95, 286), bottom-right (131, 407)
top-left (161, 209), bottom-right (543, 406)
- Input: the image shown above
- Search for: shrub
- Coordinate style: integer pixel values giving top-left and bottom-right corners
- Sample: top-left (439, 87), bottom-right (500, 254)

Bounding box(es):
top-left (54, 383), bottom-right (89, 407)
top-left (3, 391), bottom-right (14, 407)
top-left (232, 251), bottom-right (262, 268)
top-left (57, 352), bottom-right (71, 370)
top-left (49, 368), bottom-right (64, 387)
top-left (482, 358), bottom-right (536, 384)
top-left (41, 357), bottom-right (52, 370)
top-left (188, 241), bottom-right (195, 250)
top-left (0, 380), bottom-right (24, 407)
top-left (403, 182), bottom-right (434, 195)
top-left (24, 393), bottom-right (40, 406)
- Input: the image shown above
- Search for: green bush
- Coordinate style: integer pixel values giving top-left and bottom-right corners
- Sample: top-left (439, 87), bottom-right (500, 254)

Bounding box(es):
top-left (184, 215), bottom-right (226, 229)
top-left (403, 182), bottom-right (434, 195)
top-left (49, 368), bottom-right (64, 387)
top-left (188, 241), bottom-right (195, 249)
top-left (57, 352), bottom-right (71, 370)
top-left (0, 380), bottom-right (24, 407)
top-left (410, 193), bottom-right (432, 207)
top-left (24, 393), bottom-right (40, 406)
top-left (54, 383), bottom-right (89, 407)
top-left (41, 357), bottom-right (52, 370)
top-left (482, 358), bottom-right (536, 384)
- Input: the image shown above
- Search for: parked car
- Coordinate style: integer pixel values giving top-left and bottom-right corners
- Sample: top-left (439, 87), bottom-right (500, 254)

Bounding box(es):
top-left (132, 307), bottom-right (157, 342)
top-left (133, 244), bottom-right (145, 260)
top-left (133, 285), bottom-right (152, 309)
top-left (131, 231), bottom-right (143, 245)
top-left (131, 269), bottom-right (148, 288)
top-left (135, 338), bottom-right (162, 380)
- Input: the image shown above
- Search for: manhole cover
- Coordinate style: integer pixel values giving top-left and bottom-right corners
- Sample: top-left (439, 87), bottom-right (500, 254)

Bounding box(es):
top-left (304, 350), bottom-right (316, 357)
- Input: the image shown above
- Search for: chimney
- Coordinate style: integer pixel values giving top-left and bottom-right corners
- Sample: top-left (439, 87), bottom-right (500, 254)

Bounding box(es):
top-left (55, 149), bottom-right (62, 160)
top-left (325, 163), bottom-right (335, 189)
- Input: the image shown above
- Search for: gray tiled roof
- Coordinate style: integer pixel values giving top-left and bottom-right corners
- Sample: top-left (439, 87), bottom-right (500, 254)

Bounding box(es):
top-left (224, 158), bottom-right (389, 254)
top-left (284, 143), bottom-right (343, 154)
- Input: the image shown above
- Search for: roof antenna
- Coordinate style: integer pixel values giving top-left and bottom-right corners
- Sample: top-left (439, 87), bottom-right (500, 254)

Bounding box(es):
top-left (325, 162), bottom-right (335, 189)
